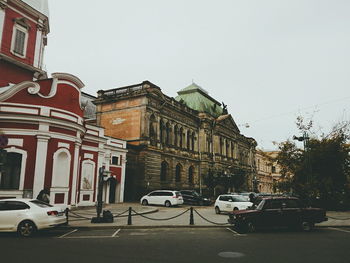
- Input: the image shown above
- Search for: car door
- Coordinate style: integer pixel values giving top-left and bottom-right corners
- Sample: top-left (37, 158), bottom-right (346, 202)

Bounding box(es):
top-left (259, 199), bottom-right (284, 227)
top-left (0, 201), bottom-right (30, 230)
top-left (181, 191), bottom-right (191, 204)
top-left (281, 199), bottom-right (302, 226)
top-left (219, 196), bottom-right (232, 212)
top-left (147, 191), bottom-right (158, 205)
top-left (0, 201), bottom-right (14, 230)
top-left (157, 191), bottom-right (168, 205)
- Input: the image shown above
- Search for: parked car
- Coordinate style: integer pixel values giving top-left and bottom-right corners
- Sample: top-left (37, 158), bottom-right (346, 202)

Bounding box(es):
top-left (180, 190), bottom-right (211, 206)
top-left (228, 196), bottom-right (328, 233)
top-left (140, 190), bottom-right (184, 207)
top-left (214, 194), bottom-right (253, 214)
top-left (0, 198), bottom-right (67, 237)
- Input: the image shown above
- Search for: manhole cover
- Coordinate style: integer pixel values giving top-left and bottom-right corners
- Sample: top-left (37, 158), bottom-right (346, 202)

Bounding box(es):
top-left (218, 252), bottom-right (245, 258)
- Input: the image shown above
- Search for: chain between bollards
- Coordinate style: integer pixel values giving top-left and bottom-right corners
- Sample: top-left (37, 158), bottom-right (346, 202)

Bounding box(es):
top-left (127, 207), bottom-right (132, 225)
top-left (189, 207), bottom-right (194, 225)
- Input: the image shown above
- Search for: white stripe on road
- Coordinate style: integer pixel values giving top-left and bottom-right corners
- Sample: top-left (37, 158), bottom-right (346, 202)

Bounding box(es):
top-left (112, 229), bottom-right (121, 237)
top-left (328, 227), bottom-right (350, 234)
top-left (63, 236), bottom-right (117, 239)
top-left (226, 227), bottom-right (245, 236)
top-left (58, 229), bottom-right (78, 238)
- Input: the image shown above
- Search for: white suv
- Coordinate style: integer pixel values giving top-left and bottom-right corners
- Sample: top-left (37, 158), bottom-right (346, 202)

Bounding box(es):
top-left (214, 194), bottom-right (253, 214)
top-left (141, 190), bottom-right (184, 207)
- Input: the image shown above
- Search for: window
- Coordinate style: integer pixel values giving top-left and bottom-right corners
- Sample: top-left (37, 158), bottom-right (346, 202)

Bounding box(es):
top-left (6, 201), bottom-right (30, 210)
top-left (0, 152), bottom-right (22, 190)
top-left (272, 166), bottom-right (276, 173)
top-left (160, 161), bottom-right (168, 181)
top-left (175, 164), bottom-right (182, 182)
top-left (188, 166), bottom-right (194, 184)
top-left (111, 156), bottom-right (119, 165)
top-left (191, 132), bottom-right (195, 151)
top-left (11, 23), bottom-right (28, 58)
top-left (187, 130), bottom-right (191, 149)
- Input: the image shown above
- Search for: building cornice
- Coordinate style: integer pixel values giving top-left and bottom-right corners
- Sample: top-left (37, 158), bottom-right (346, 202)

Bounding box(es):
top-left (0, 53), bottom-right (46, 76)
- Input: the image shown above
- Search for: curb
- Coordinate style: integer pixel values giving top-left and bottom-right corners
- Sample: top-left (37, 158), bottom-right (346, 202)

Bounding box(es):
top-left (57, 224), bottom-right (231, 231)
top-left (56, 224), bottom-right (350, 231)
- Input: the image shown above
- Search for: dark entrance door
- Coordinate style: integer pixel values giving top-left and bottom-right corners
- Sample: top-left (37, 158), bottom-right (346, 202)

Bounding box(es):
top-left (109, 177), bottom-right (117, 203)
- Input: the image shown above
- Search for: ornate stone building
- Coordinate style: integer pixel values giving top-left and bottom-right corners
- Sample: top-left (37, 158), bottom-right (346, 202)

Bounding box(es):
top-left (95, 81), bottom-right (257, 200)
top-left (255, 150), bottom-right (284, 193)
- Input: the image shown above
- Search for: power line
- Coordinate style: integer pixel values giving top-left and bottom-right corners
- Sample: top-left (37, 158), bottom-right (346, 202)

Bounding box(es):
top-left (246, 95), bottom-right (350, 126)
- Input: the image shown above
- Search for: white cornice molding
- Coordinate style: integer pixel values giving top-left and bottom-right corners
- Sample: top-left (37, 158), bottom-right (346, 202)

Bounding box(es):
top-left (0, 73), bottom-right (85, 108)
top-left (0, 81), bottom-right (39, 102)
top-left (52, 73), bottom-right (85, 90)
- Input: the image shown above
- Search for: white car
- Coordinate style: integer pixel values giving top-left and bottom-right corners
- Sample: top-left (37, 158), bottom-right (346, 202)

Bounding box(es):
top-left (0, 198), bottom-right (67, 237)
top-left (141, 190), bottom-right (184, 207)
top-left (214, 194), bottom-right (253, 214)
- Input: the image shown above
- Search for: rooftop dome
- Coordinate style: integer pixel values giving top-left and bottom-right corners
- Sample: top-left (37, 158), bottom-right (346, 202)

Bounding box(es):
top-left (22, 0), bottom-right (49, 17)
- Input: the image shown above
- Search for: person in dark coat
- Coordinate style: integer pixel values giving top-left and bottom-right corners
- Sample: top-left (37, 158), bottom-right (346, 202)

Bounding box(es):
top-left (37, 189), bottom-right (50, 204)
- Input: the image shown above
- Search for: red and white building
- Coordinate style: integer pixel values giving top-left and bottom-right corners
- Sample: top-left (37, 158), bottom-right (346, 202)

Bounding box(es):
top-left (0, 0), bottom-right (127, 206)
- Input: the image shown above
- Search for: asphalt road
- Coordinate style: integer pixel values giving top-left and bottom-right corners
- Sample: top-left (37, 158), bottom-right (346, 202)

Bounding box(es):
top-left (1, 227), bottom-right (349, 263)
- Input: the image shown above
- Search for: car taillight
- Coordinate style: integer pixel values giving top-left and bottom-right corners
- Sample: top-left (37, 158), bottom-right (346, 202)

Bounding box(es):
top-left (47, 211), bottom-right (58, 216)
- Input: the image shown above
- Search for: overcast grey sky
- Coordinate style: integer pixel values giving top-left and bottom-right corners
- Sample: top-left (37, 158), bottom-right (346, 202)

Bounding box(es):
top-left (45, 0), bottom-right (350, 150)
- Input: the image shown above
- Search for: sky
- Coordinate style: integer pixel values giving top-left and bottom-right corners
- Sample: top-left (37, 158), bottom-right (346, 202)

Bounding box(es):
top-left (45, 0), bottom-right (350, 150)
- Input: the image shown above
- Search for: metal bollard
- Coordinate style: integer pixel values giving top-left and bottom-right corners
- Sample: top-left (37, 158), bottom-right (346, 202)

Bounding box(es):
top-left (127, 207), bottom-right (132, 225)
top-left (189, 207), bottom-right (194, 225)
top-left (65, 208), bottom-right (69, 225)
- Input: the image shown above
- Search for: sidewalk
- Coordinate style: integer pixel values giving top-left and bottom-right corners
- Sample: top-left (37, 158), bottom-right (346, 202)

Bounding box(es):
top-left (65, 203), bottom-right (350, 229)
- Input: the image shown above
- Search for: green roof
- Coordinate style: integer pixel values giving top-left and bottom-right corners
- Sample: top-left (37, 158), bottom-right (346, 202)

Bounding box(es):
top-left (175, 83), bottom-right (223, 117)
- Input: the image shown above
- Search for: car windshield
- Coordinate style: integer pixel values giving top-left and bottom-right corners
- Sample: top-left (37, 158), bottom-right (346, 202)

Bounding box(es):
top-left (232, 196), bottom-right (249, 202)
top-left (30, 200), bottom-right (53, 208)
top-left (255, 200), bottom-right (265, 210)
top-left (192, 192), bottom-right (200, 197)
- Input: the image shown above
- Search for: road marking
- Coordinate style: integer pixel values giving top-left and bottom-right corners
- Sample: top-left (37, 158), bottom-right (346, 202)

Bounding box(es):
top-left (218, 251), bottom-right (245, 258)
top-left (112, 228), bottom-right (121, 237)
top-left (63, 236), bottom-right (117, 239)
top-left (57, 229), bottom-right (78, 238)
top-left (328, 227), bottom-right (350, 234)
top-left (226, 227), bottom-right (245, 236)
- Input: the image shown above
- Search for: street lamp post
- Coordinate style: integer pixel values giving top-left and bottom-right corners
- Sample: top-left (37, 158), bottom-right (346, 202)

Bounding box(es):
top-left (91, 166), bottom-right (113, 223)
top-left (293, 131), bottom-right (312, 205)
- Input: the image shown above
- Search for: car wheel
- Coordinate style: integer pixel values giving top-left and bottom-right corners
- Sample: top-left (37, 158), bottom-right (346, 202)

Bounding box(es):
top-left (246, 221), bottom-right (256, 233)
top-left (17, 220), bottom-right (37, 237)
top-left (165, 201), bottom-right (171, 207)
top-left (142, 199), bottom-right (148, 206)
top-left (233, 207), bottom-right (239, 211)
top-left (301, 221), bottom-right (314, 232)
top-left (215, 206), bottom-right (221, 214)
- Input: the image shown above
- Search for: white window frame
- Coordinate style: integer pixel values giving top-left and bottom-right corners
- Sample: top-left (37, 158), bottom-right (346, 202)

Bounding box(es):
top-left (11, 23), bottom-right (29, 58)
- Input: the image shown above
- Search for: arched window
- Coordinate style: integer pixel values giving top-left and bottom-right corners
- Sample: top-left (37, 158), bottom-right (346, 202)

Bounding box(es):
top-left (174, 125), bottom-right (178, 147)
top-left (187, 130), bottom-right (191, 149)
top-left (191, 132), bottom-right (195, 151)
top-left (231, 142), bottom-right (235, 158)
top-left (165, 122), bottom-right (170, 145)
top-left (0, 152), bottom-right (22, 189)
top-left (179, 127), bottom-right (183, 148)
top-left (149, 114), bottom-right (157, 145)
top-left (226, 140), bottom-right (229, 157)
top-left (159, 119), bottom-right (164, 144)
top-left (160, 161), bottom-right (168, 181)
top-left (175, 164), bottom-right (182, 182)
top-left (188, 166), bottom-right (194, 184)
